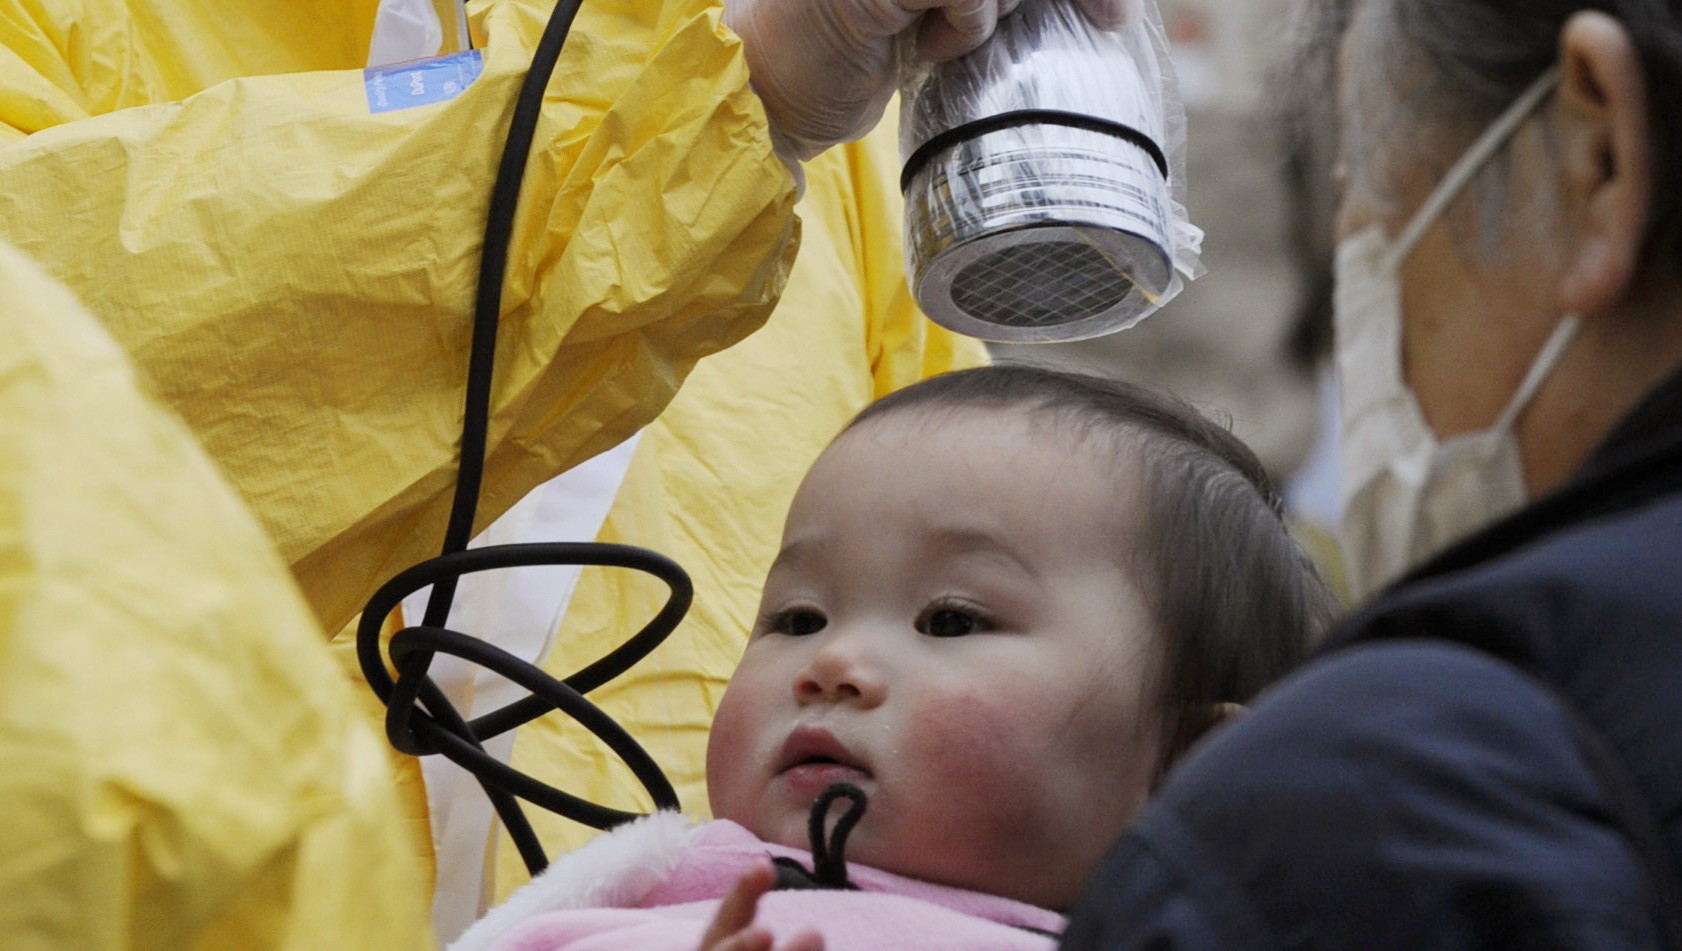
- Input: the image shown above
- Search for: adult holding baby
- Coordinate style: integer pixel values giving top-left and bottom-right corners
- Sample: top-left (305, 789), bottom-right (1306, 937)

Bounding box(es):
top-left (0, 0), bottom-right (1122, 949)
top-left (1063, 1), bottom-right (1682, 947)
top-left (449, 367), bottom-right (1334, 951)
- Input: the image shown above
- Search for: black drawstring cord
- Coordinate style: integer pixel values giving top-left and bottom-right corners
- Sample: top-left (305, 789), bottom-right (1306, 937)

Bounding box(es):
top-left (761, 784), bottom-right (1064, 940)
top-left (772, 783), bottom-right (868, 891)
top-left (810, 783), bottom-right (868, 886)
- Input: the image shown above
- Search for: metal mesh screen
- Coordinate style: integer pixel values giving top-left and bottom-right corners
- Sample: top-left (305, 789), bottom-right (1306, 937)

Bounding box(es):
top-left (950, 239), bottom-right (1129, 329)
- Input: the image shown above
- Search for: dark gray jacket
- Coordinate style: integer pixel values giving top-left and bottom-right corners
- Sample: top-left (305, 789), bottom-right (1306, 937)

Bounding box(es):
top-left (1061, 370), bottom-right (1682, 950)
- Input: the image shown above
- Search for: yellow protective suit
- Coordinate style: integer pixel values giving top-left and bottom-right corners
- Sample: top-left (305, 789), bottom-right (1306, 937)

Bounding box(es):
top-left (487, 112), bottom-right (989, 899)
top-left (0, 240), bottom-right (433, 950)
top-left (0, 0), bottom-right (798, 634)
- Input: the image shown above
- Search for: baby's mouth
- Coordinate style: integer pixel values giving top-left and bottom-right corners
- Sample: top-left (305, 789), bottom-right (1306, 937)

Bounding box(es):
top-left (780, 759), bottom-right (872, 800)
top-left (776, 728), bottom-right (872, 782)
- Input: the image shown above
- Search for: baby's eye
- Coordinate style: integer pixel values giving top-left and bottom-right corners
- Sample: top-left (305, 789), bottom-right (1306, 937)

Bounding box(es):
top-left (916, 603), bottom-right (990, 638)
top-left (766, 608), bottom-right (827, 637)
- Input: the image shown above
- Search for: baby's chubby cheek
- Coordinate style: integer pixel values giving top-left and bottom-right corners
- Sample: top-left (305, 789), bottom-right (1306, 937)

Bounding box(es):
top-left (890, 686), bottom-right (1060, 832)
top-left (703, 683), bottom-right (764, 823)
top-left (901, 688), bottom-right (1013, 772)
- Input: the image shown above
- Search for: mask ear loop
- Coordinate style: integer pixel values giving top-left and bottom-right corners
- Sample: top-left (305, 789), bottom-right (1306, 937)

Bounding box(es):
top-left (1490, 314), bottom-right (1580, 435)
top-left (357, 0), bottom-right (689, 877)
top-left (1379, 65), bottom-right (1575, 442)
top-left (1389, 65), bottom-right (1562, 263)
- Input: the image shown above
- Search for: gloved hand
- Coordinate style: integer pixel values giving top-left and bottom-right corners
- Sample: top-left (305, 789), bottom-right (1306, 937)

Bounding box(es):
top-left (726, 0), bottom-right (1138, 162)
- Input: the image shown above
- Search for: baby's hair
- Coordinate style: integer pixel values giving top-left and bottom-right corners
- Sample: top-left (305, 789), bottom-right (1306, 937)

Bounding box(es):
top-left (847, 364), bottom-right (1339, 778)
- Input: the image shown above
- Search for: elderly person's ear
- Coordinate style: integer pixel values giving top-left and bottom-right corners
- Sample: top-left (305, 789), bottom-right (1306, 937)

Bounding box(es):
top-left (1556, 11), bottom-right (1653, 319)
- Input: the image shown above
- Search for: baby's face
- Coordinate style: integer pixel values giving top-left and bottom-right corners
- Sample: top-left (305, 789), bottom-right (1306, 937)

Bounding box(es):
top-left (706, 408), bottom-right (1163, 909)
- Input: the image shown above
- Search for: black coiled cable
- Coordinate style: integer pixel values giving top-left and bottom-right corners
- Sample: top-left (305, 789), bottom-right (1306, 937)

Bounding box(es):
top-left (356, 0), bottom-right (685, 876)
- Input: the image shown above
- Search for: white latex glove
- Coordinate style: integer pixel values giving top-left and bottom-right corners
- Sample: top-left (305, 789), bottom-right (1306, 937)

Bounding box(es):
top-left (725, 0), bottom-right (1139, 162)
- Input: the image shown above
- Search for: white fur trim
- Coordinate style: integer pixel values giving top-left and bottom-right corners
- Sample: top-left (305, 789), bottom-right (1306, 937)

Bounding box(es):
top-left (447, 812), bottom-right (702, 951)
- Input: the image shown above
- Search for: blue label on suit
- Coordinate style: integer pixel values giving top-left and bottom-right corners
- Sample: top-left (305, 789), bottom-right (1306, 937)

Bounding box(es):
top-left (365, 49), bottom-right (484, 113)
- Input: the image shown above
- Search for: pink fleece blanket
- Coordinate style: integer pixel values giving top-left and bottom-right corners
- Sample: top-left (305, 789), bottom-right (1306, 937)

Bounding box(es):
top-left (486, 819), bottom-right (1062, 950)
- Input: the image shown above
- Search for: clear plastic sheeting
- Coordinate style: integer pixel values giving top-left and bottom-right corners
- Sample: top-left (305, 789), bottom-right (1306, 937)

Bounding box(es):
top-left (898, 0), bottom-right (1202, 342)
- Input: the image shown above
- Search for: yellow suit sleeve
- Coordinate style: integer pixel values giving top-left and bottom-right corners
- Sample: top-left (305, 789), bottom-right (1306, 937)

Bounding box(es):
top-left (493, 108), bottom-right (986, 898)
top-left (0, 239), bottom-right (434, 951)
top-left (0, 0), bottom-right (799, 633)
top-left (0, 0), bottom-right (383, 138)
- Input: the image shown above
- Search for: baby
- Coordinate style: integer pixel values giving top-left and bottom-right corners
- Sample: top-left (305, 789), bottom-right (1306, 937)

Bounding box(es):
top-left (453, 365), bottom-right (1337, 951)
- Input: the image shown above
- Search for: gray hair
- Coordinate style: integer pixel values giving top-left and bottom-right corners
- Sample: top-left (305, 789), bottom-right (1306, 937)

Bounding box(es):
top-left (1296, 0), bottom-right (1682, 268)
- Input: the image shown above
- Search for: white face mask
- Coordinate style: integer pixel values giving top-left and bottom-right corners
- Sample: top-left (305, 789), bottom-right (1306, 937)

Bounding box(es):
top-left (1334, 66), bottom-right (1576, 599)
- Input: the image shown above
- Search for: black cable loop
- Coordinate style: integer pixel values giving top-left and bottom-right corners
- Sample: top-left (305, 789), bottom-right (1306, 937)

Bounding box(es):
top-left (356, 0), bottom-right (693, 876)
top-left (358, 543), bottom-right (694, 721)
top-left (387, 625), bottom-right (676, 818)
top-left (384, 644), bottom-right (554, 874)
top-left (356, 542), bottom-right (692, 872)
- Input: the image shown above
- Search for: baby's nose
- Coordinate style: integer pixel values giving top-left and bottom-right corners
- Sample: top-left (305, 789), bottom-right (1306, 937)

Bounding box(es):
top-left (792, 631), bottom-right (885, 707)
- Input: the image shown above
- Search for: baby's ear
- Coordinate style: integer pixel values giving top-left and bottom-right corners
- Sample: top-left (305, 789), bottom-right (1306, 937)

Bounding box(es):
top-left (1184, 701), bottom-right (1247, 747)
top-left (1154, 702), bottom-right (1251, 786)
top-left (1209, 702), bottom-right (1247, 726)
